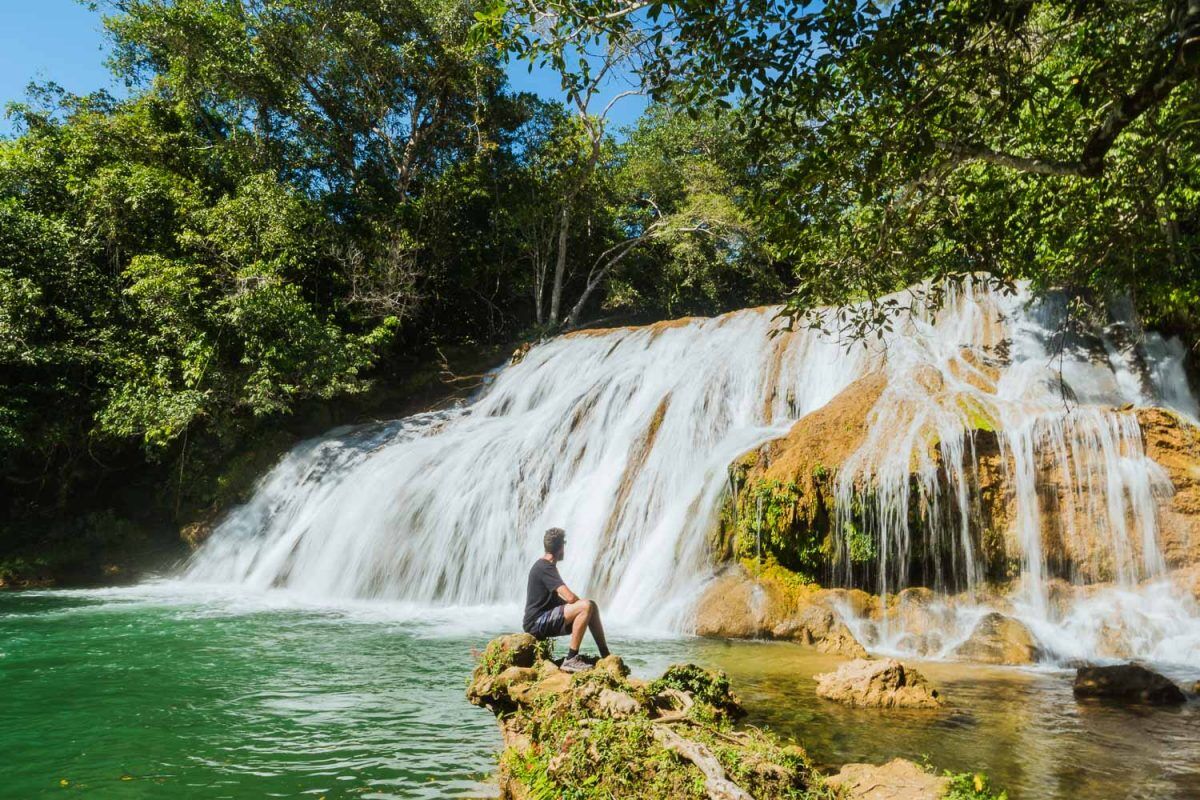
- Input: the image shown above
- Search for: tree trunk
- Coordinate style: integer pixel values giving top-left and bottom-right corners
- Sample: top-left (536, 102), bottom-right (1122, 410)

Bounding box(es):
top-left (548, 205), bottom-right (571, 325)
top-left (533, 253), bottom-right (546, 326)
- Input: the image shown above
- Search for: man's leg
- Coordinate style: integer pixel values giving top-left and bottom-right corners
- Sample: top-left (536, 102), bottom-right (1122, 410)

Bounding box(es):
top-left (561, 599), bottom-right (592, 654)
top-left (586, 600), bottom-right (610, 658)
top-left (561, 599), bottom-right (610, 657)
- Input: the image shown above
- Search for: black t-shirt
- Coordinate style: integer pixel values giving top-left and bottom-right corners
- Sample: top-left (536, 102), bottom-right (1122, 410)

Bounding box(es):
top-left (523, 558), bottom-right (566, 632)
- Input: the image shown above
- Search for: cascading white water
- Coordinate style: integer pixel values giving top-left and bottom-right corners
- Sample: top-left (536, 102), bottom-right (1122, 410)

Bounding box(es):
top-left (187, 308), bottom-right (867, 628)
top-left (187, 281), bottom-right (1200, 662)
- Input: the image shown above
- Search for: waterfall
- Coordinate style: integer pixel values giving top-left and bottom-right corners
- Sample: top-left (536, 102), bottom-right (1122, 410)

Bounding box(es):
top-left (187, 308), bottom-right (868, 627)
top-left (187, 281), bottom-right (1200, 661)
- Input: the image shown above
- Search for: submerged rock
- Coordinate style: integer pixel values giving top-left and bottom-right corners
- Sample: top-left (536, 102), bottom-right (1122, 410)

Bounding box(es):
top-left (826, 758), bottom-right (951, 800)
top-left (815, 658), bottom-right (944, 709)
top-left (467, 635), bottom-right (817, 799)
top-left (1073, 664), bottom-right (1186, 705)
top-left (952, 612), bottom-right (1041, 665)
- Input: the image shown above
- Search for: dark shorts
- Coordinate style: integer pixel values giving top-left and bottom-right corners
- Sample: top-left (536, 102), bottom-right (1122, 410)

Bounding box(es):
top-left (527, 606), bottom-right (570, 639)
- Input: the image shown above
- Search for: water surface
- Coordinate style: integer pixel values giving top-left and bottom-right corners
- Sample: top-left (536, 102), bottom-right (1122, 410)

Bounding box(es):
top-left (2, 587), bottom-right (1197, 799)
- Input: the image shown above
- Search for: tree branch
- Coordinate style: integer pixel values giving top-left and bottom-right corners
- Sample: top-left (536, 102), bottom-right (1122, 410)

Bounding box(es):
top-left (939, 10), bottom-right (1199, 179)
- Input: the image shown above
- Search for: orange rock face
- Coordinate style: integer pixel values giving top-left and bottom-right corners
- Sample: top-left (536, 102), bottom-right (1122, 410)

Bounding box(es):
top-left (1137, 407), bottom-right (1200, 570)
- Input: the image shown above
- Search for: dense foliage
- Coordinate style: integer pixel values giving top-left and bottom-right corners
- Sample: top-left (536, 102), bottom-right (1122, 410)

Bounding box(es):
top-left (489, 0), bottom-right (1200, 336)
top-left (0, 1), bottom-right (774, 574)
top-left (2, 0), bottom-right (1197, 576)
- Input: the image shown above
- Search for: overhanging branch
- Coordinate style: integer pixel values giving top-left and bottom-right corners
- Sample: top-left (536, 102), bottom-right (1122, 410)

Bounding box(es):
top-left (938, 9), bottom-right (1199, 179)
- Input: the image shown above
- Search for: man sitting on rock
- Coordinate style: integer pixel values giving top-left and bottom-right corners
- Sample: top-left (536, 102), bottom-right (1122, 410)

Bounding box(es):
top-left (522, 527), bottom-right (611, 673)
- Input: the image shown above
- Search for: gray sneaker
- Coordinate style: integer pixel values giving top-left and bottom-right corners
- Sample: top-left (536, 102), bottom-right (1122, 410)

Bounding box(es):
top-left (560, 654), bottom-right (593, 673)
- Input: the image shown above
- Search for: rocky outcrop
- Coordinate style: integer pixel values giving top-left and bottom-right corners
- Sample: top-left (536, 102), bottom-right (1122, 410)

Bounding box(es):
top-left (1137, 408), bottom-right (1200, 571)
top-left (1072, 663), bottom-right (1187, 705)
top-left (467, 634), bottom-right (821, 800)
top-left (826, 759), bottom-right (951, 800)
top-left (815, 659), bottom-right (944, 709)
top-left (713, 336), bottom-right (1200, 586)
top-left (712, 373), bottom-right (887, 576)
top-left (952, 612), bottom-right (1042, 665)
top-left (693, 566), bottom-right (870, 657)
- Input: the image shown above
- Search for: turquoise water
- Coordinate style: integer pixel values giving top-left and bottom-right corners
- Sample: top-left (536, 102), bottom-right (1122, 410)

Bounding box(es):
top-left (0, 587), bottom-right (505, 799)
top-left (3, 586), bottom-right (1199, 799)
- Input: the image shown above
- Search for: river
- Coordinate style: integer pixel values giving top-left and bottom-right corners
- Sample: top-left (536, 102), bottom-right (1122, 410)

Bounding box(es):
top-left (3, 585), bottom-right (1197, 799)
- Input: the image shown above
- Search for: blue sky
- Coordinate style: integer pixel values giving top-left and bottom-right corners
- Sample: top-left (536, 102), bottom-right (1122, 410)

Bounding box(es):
top-left (0, 0), bottom-right (648, 136)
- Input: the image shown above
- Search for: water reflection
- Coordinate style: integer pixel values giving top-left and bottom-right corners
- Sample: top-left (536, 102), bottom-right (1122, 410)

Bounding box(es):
top-left (695, 641), bottom-right (1200, 800)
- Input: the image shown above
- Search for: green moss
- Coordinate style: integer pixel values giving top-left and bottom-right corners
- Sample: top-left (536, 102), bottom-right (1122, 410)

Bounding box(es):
top-left (648, 664), bottom-right (740, 715)
top-left (731, 478), bottom-right (827, 580)
top-left (476, 635), bottom-right (554, 678)
top-left (956, 395), bottom-right (998, 433)
top-left (484, 652), bottom-right (823, 800)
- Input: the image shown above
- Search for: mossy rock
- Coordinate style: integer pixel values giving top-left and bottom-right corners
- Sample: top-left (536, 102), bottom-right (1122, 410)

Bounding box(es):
top-left (467, 635), bottom-right (820, 799)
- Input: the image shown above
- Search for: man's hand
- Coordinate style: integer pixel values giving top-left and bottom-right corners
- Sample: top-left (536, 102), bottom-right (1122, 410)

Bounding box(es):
top-left (556, 584), bottom-right (579, 603)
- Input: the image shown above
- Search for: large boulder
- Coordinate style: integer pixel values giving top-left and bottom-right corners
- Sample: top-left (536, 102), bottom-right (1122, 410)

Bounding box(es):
top-left (466, 635), bottom-right (817, 800)
top-left (952, 612), bottom-right (1041, 665)
top-left (815, 658), bottom-right (944, 709)
top-left (694, 569), bottom-right (775, 638)
top-left (694, 567), bottom-right (869, 657)
top-left (825, 758), bottom-right (951, 800)
top-left (772, 603), bottom-right (870, 658)
top-left (1073, 664), bottom-right (1186, 705)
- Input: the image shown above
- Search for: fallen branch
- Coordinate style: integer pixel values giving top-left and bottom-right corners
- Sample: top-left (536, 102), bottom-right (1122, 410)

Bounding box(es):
top-left (651, 724), bottom-right (754, 800)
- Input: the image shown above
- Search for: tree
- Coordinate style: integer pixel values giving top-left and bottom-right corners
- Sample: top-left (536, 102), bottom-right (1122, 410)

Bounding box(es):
top-left (0, 89), bottom-right (395, 535)
top-left (476, 0), bottom-right (1200, 337)
top-left (475, 0), bottom-right (657, 327)
top-left (107, 0), bottom-right (503, 205)
top-left (564, 104), bottom-right (768, 326)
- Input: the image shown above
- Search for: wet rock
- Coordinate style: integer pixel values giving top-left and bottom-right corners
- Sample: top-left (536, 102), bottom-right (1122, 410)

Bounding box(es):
top-left (1167, 564), bottom-right (1200, 603)
top-left (815, 658), bottom-right (944, 709)
top-left (773, 604), bottom-right (870, 658)
top-left (1136, 408), bottom-right (1200, 572)
top-left (694, 568), bottom-right (772, 638)
top-left (884, 588), bottom-right (954, 655)
top-left (814, 587), bottom-right (879, 619)
top-left (180, 519), bottom-right (215, 549)
top-left (953, 612), bottom-right (1041, 665)
top-left (1073, 664), bottom-right (1186, 705)
top-left (695, 567), bottom-right (869, 656)
top-left (826, 758), bottom-right (951, 800)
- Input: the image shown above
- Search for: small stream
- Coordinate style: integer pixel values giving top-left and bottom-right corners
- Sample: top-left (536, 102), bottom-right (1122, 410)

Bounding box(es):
top-left (2, 586), bottom-right (1197, 799)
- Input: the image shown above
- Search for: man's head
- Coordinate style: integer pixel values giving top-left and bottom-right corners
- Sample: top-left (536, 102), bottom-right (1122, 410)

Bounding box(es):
top-left (544, 527), bottom-right (566, 561)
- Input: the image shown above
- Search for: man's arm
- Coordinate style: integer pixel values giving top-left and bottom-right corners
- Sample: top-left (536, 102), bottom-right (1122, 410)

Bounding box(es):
top-left (555, 584), bottom-right (579, 603)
